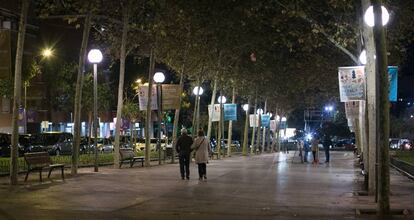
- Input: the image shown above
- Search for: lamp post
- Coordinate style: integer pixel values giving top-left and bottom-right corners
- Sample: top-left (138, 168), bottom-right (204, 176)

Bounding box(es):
top-left (364, 2), bottom-right (390, 213)
top-left (87, 49), bottom-right (103, 172)
top-left (217, 95), bottom-right (226, 158)
top-left (154, 71), bottom-right (165, 165)
top-left (193, 86), bottom-right (203, 134)
top-left (242, 103), bottom-right (249, 156)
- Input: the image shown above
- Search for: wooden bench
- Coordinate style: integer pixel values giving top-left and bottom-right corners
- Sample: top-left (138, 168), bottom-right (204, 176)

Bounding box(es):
top-left (119, 148), bottom-right (145, 168)
top-left (24, 152), bottom-right (64, 182)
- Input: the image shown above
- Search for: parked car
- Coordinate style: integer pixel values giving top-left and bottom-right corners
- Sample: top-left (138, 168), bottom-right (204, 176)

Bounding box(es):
top-left (0, 133), bottom-right (25, 157)
top-left (97, 137), bottom-right (114, 153)
top-left (389, 138), bottom-right (400, 150)
top-left (31, 132), bottom-right (82, 156)
top-left (398, 139), bottom-right (413, 151)
top-left (333, 139), bottom-right (356, 151)
top-left (135, 138), bottom-right (170, 152)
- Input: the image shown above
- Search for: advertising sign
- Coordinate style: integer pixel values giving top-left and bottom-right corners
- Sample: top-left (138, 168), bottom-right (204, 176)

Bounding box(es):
top-left (249, 114), bottom-right (258, 127)
top-left (138, 85), bottom-right (158, 110)
top-left (345, 101), bottom-right (359, 119)
top-left (223, 104), bottom-right (237, 121)
top-left (261, 115), bottom-right (270, 127)
top-left (161, 84), bottom-right (181, 109)
top-left (208, 104), bottom-right (221, 122)
top-left (388, 66), bottom-right (398, 102)
top-left (270, 120), bottom-right (277, 131)
top-left (338, 66), bottom-right (365, 102)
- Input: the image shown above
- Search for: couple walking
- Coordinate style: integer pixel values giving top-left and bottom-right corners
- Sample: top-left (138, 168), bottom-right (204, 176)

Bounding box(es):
top-left (175, 128), bottom-right (211, 181)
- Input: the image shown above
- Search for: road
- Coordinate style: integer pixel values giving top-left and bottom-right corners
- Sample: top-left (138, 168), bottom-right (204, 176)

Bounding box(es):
top-left (0, 151), bottom-right (412, 220)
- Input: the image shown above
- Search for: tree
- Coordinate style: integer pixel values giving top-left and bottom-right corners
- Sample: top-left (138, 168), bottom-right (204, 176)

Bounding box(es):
top-left (10, 0), bottom-right (30, 185)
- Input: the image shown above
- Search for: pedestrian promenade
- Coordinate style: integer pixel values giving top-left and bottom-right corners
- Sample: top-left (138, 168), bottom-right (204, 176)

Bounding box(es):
top-left (0, 151), bottom-right (412, 219)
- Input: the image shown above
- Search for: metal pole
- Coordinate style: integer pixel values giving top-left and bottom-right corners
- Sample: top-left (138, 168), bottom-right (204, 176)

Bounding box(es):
top-left (157, 84), bottom-right (162, 165)
top-left (93, 63), bottom-right (99, 172)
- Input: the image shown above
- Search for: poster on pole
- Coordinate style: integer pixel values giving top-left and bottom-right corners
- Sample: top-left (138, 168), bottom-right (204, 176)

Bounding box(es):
top-left (388, 66), bottom-right (398, 102)
top-left (345, 101), bottom-right (359, 119)
top-left (223, 104), bottom-right (237, 121)
top-left (161, 84), bottom-right (181, 110)
top-left (208, 104), bottom-right (221, 122)
top-left (338, 66), bottom-right (365, 102)
top-left (270, 120), bottom-right (277, 131)
top-left (138, 85), bottom-right (158, 110)
top-left (249, 114), bottom-right (258, 127)
top-left (261, 115), bottom-right (270, 127)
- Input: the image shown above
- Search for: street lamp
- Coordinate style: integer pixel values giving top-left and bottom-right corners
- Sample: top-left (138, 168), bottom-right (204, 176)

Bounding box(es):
top-left (256, 108), bottom-right (263, 115)
top-left (281, 117), bottom-right (287, 122)
top-left (217, 96), bottom-right (227, 104)
top-left (41, 48), bottom-right (54, 58)
top-left (364, 5), bottom-right (389, 27)
top-left (192, 86), bottom-right (203, 136)
top-left (242, 104), bottom-right (249, 112)
top-left (153, 71), bottom-right (165, 165)
top-left (87, 49), bottom-right (103, 172)
top-left (192, 86), bottom-right (204, 96)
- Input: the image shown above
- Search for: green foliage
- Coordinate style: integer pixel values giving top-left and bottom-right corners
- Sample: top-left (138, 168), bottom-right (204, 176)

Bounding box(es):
top-left (82, 73), bottom-right (113, 113)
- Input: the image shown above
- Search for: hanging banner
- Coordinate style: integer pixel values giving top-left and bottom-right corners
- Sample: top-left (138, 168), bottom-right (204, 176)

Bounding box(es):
top-left (208, 104), bottom-right (221, 122)
top-left (138, 85), bottom-right (158, 110)
top-left (18, 107), bottom-right (26, 127)
top-left (388, 66), bottom-right (398, 102)
top-left (261, 115), bottom-right (270, 127)
top-left (345, 101), bottom-right (359, 119)
top-left (338, 66), bottom-right (365, 102)
top-left (223, 104), bottom-right (237, 121)
top-left (270, 120), bottom-right (277, 131)
top-left (249, 114), bottom-right (258, 127)
top-left (161, 84), bottom-right (181, 110)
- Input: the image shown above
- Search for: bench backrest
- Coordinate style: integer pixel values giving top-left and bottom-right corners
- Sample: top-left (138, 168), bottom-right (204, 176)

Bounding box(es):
top-left (24, 152), bottom-right (51, 167)
top-left (119, 148), bottom-right (135, 160)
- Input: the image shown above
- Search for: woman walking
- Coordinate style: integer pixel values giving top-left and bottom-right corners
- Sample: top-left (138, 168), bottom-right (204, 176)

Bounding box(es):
top-left (311, 136), bottom-right (319, 164)
top-left (192, 129), bottom-right (211, 180)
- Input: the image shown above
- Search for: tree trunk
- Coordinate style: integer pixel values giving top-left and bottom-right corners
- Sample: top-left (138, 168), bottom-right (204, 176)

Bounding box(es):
top-left (372, 1), bottom-right (390, 215)
top-left (206, 78), bottom-right (217, 140)
top-left (256, 111), bottom-right (262, 154)
top-left (10, 0), bottom-right (29, 185)
top-left (250, 95), bottom-right (257, 155)
top-left (114, 6), bottom-right (129, 168)
top-left (191, 77), bottom-right (201, 138)
top-left (227, 87), bottom-right (235, 157)
top-left (261, 99), bottom-right (267, 153)
top-left (171, 63), bottom-right (185, 164)
top-left (131, 121), bottom-right (135, 152)
top-left (145, 48), bottom-right (155, 167)
top-left (242, 98), bottom-right (250, 156)
top-left (72, 13), bottom-right (91, 175)
top-left (361, 0), bottom-right (377, 195)
top-left (88, 111), bottom-right (92, 153)
top-left (217, 90), bottom-right (223, 158)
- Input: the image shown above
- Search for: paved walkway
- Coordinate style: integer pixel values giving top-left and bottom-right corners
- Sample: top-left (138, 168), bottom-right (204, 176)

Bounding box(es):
top-left (0, 151), bottom-right (412, 219)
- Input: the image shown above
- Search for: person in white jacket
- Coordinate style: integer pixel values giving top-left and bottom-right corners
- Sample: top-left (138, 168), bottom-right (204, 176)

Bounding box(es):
top-left (191, 129), bottom-right (211, 180)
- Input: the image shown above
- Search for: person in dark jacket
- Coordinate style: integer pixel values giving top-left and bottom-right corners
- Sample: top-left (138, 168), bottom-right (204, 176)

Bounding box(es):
top-left (175, 128), bottom-right (193, 180)
top-left (322, 134), bottom-right (332, 163)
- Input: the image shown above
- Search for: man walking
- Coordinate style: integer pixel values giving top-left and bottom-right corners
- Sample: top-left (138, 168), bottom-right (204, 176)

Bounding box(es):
top-left (175, 128), bottom-right (193, 180)
top-left (322, 134), bottom-right (332, 163)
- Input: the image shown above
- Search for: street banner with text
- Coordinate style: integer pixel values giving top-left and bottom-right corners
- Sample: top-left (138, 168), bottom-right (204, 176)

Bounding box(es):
top-left (223, 104), bottom-right (237, 121)
top-left (345, 101), bottom-right (359, 119)
top-left (388, 66), bottom-right (398, 102)
top-left (249, 114), bottom-right (258, 127)
top-left (261, 115), bottom-right (270, 127)
top-left (161, 84), bottom-right (181, 109)
top-left (138, 85), bottom-right (158, 110)
top-left (208, 104), bottom-right (221, 122)
top-left (270, 120), bottom-right (277, 131)
top-left (338, 66), bottom-right (365, 102)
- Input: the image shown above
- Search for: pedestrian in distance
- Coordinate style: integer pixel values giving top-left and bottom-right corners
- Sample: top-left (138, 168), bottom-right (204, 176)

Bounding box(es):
top-left (311, 136), bottom-right (319, 164)
top-left (175, 128), bottom-right (193, 180)
top-left (297, 139), bottom-right (304, 163)
top-left (322, 134), bottom-right (332, 163)
top-left (303, 139), bottom-right (310, 163)
top-left (191, 129), bottom-right (211, 181)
